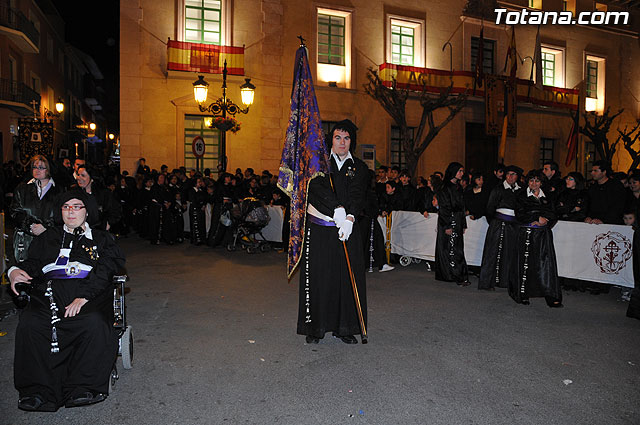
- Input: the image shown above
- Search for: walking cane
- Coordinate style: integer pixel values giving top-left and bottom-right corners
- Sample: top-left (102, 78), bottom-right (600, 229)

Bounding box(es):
top-left (330, 176), bottom-right (368, 344)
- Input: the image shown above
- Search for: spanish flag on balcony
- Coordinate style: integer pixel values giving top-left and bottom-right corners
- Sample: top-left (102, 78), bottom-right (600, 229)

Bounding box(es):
top-left (167, 40), bottom-right (244, 75)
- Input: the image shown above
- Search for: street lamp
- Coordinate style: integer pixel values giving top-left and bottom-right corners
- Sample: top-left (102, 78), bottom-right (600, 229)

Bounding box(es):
top-left (55, 98), bottom-right (64, 114)
top-left (193, 60), bottom-right (256, 172)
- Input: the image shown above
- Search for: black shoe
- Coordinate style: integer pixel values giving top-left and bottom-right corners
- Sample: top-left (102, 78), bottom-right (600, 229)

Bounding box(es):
top-left (456, 280), bottom-right (471, 287)
top-left (305, 335), bottom-right (319, 344)
top-left (18, 395), bottom-right (58, 412)
top-left (65, 391), bottom-right (106, 408)
top-left (332, 333), bottom-right (358, 344)
top-left (521, 299), bottom-right (530, 305)
top-left (548, 302), bottom-right (564, 308)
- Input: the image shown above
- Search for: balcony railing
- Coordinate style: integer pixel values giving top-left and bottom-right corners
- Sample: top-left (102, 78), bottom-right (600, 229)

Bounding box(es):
top-left (0, 3), bottom-right (39, 48)
top-left (0, 78), bottom-right (40, 108)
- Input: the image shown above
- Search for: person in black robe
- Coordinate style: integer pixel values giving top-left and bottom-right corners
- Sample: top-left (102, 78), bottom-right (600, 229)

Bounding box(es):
top-left (512, 170), bottom-right (562, 307)
top-left (478, 165), bottom-right (523, 290)
top-left (358, 170), bottom-right (394, 273)
top-left (299, 119), bottom-right (368, 345)
top-left (147, 174), bottom-right (167, 245)
top-left (189, 176), bottom-right (207, 245)
top-left (8, 189), bottom-right (125, 411)
top-left (435, 162), bottom-right (469, 285)
top-left (208, 173), bottom-right (235, 247)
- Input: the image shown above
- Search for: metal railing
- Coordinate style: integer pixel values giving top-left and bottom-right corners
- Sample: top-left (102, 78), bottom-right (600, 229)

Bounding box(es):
top-left (0, 78), bottom-right (40, 107)
top-left (0, 2), bottom-right (39, 47)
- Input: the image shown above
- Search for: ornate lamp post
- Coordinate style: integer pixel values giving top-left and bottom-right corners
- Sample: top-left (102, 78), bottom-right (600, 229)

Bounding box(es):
top-left (193, 60), bottom-right (256, 172)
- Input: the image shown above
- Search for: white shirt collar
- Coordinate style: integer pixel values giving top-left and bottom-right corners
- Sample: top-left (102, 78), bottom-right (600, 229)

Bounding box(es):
top-left (503, 180), bottom-right (520, 191)
top-left (64, 222), bottom-right (93, 240)
top-left (28, 177), bottom-right (55, 187)
top-left (331, 149), bottom-right (353, 171)
top-left (527, 187), bottom-right (545, 198)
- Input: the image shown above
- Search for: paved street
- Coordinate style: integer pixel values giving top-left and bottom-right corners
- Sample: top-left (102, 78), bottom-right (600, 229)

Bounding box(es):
top-left (1, 236), bottom-right (639, 425)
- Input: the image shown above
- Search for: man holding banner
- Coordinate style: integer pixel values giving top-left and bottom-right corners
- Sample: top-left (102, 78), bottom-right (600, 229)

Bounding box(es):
top-left (300, 120), bottom-right (369, 345)
top-left (278, 45), bottom-right (368, 345)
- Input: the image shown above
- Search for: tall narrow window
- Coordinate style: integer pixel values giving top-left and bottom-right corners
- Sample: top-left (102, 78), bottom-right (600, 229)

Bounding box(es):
top-left (185, 0), bottom-right (222, 44)
top-left (391, 24), bottom-right (414, 66)
top-left (585, 55), bottom-right (605, 114)
top-left (586, 60), bottom-right (598, 98)
top-left (316, 8), bottom-right (352, 88)
top-left (540, 138), bottom-right (555, 166)
top-left (471, 37), bottom-right (495, 74)
top-left (317, 14), bottom-right (345, 65)
top-left (542, 51), bottom-right (555, 86)
top-left (540, 46), bottom-right (565, 88)
top-left (390, 126), bottom-right (414, 169)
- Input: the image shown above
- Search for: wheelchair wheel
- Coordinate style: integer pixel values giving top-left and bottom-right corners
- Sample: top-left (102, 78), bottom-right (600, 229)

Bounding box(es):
top-left (412, 258), bottom-right (422, 264)
top-left (399, 256), bottom-right (412, 267)
top-left (121, 326), bottom-right (134, 370)
top-left (260, 243), bottom-right (271, 253)
top-left (109, 365), bottom-right (119, 394)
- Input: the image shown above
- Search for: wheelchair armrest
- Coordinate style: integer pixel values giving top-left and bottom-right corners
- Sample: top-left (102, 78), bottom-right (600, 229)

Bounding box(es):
top-left (112, 268), bottom-right (129, 285)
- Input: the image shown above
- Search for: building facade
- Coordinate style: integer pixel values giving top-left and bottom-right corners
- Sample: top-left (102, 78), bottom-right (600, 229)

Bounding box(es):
top-left (119, 0), bottom-right (640, 178)
top-left (0, 0), bottom-right (112, 165)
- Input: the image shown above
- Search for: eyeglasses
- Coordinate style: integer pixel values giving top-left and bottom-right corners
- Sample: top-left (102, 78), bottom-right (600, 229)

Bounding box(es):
top-left (61, 205), bottom-right (86, 211)
top-left (32, 166), bottom-right (47, 170)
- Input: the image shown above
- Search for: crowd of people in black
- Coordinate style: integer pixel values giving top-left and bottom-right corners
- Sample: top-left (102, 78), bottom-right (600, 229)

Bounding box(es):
top-left (2, 155), bottom-right (638, 319)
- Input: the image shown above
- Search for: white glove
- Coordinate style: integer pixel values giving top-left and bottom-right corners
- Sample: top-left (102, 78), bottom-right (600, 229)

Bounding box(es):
top-left (338, 219), bottom-right (353, 241)
top-left (333, 207), bottom-right (346, 226)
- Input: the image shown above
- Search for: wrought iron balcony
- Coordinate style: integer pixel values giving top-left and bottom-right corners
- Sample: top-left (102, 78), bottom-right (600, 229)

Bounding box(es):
top-left (0, 2), bottom-right (39, 52)
top-left (0, 78), bottom-right (41, 114)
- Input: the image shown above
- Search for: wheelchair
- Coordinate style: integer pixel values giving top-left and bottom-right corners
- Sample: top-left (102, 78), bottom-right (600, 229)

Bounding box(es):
top-left (109, 272), bottom-right (133, 393)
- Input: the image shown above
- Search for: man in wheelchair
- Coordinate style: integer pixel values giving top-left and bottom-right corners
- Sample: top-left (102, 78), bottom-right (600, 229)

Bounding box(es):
top-left (8, 189), bottom-right (125, 412)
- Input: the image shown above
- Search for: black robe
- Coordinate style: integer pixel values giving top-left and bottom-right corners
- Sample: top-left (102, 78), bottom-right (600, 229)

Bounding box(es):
top-left (13, 226), bottom-right (125, 407)
top-left (358, 183), bottom-right (387, 271)
top-left (512, 190), bottom-right (561, 305)
top-left (189, 186), bottom-right (207, 245)
top-left (555, 188), bottom-right (588, 222)
top-left (435, 182), bottom-right (468, 283)
top-left (478, 182), bottom-right (522, 289)
top-left (298, 155), bottom-right (368, 339)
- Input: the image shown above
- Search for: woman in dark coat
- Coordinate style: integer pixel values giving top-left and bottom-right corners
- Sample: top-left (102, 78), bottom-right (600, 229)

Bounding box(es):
top-left (73, 165), bottom-right (122, 232)
top-left (555, 171), bottom-right (587, 222)
top-left (464, 172), bottom-right (489, 220)
top-left (513, 170), bottom-right (562, 307)
top-left (435, 162), bottom-right (469, 285)
top-left (10, 155), bottom-right (64, 262)
top-left (147, 173), bottom-right (168, 245)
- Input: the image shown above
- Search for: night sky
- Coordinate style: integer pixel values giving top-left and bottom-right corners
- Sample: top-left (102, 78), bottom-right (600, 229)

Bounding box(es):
top-left (50, 0), bottom-right (119, 124)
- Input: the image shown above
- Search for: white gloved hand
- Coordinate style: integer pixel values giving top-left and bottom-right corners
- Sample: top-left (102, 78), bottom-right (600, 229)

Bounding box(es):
top-left (338, 219), bottom-right (353, 241)
top-left (333, 207), bottom-right (347, 226)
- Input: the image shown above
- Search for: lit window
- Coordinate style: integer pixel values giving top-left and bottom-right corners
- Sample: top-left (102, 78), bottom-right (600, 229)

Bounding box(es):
top-left (316, 8), bottom-right (352, 88)
top-left (386, 16), bottom-right (424, 68)
top-left (391, 24), bottom-right (414, 66)
top-left (318, 14), bottom-right (345, 66)
top-left (185, 0), bottom-right (222, 45)
top-left (540, 46), bottom-right (565, 88)
top-left (585, 55), bottom-right (605, 113)
top-left (471, 37), bottom-right (495, 74)
top-left (184, 114), bottom-right (219, 172)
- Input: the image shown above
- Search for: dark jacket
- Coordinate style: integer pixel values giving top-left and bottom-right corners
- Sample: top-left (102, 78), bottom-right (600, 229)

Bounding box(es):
top-left (516, 189), bottom-right (557, 226)
top-left (555, 188), bottom-right (588, 222)
top-left (585, 178), bottom-right (626, 224)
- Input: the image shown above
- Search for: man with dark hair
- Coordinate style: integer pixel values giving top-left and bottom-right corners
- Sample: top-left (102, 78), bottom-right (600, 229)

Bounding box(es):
top-left (299, 119), bottom-right (368, 345)
top-left (135, 158), bottom-right (149, 176)
top-left (375, 165), bottom-right (389, 199)
top-left (485, 163), bottom-right (505, 192)
top-left (389, 166), bottom-right (400, 182)
top-left (585, 160), bottom-right (625, 225)
top-left (542, 160), bottom-right (563, 196)
top-left (397, 169), bottom-right (417, 211)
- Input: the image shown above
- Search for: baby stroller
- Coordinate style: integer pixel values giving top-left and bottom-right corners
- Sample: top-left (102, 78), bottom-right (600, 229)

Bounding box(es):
top-left (226, 197), bottom-right (272, 253)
